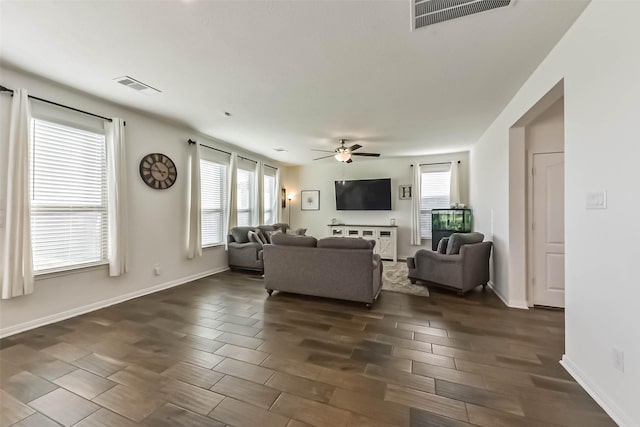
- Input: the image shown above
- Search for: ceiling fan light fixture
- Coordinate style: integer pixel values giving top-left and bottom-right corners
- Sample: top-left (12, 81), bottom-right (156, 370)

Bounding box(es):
top-left (335, 151), bottom-right (351, 162)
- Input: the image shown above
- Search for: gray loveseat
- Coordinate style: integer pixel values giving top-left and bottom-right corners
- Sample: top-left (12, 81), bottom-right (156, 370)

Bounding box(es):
top-left (227, 223), bottom-right (289, 272)
top-left (263, 235), bottom-right (383, 307)
top-left (407, 232), bottom-right (492, 295)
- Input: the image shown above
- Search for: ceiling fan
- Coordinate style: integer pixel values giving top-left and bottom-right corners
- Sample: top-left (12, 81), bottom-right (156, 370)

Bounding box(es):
top-left (312, 139), bottom-right (381, 163)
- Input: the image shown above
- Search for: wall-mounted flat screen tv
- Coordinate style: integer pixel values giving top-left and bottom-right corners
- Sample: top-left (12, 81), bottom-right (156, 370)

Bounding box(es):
top-left (335, 178), bottom-right (392, 211)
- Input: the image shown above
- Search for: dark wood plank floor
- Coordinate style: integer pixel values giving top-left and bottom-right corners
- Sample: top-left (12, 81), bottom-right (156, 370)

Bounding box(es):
top-left (1, 270), bottom-right (615, 426)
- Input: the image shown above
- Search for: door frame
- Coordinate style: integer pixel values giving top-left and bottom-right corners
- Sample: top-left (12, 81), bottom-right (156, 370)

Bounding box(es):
top-left (526, 150), bottom-right (565, 307)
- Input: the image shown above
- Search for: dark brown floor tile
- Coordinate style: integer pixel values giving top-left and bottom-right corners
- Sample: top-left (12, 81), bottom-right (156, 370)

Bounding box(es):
top-left (330, 387), bottom-right (411, 426)
top-left (436, 379), bottom-right (524, 416)
top-left (209, 397), bottom-right (290, 427)
top-left (272, 392), bottom-right (352, 427)
top-left (24, 359), bottom-right (77, 381)
top-left (213, 358), bottom-right (275, 384)
top-left (54, 369), bottom-right (116, 399)
top-left (365, 363), bottom-right (436, 394)
top-left (385, 384), bottom-right (468, 422)
top-left (410, 407), bottom-right (473, 427)
top-left (216, 322), bottom-right (261, 337)
top-left (413, 361), bottom-right (486, 389)
top-left (143, 403), bottom-right (226, 427)
top-left (393, 347), bottom-right (456, 368)
top-left (72, 353), bottom-right (127, 378)
top-left (162, 362), bottom-right (224, 389)
top-left (73, 408), bottom-right (139, 427)
top-left (93, 384), bottom-right (165, 422)
top-left (214, 332), bottom-right (264, 349)
top-left (159, 380), bottom-right (225, 415)
top-left (214, 343), bottom-right (269, 364)
top-left (11, 412), bottom-right (62, 427)
top-left (211, 374), bottom-right (281, 408)
top-left (266, 371), bottom-right (335, 403)
top-left (29, 388), bottom-right (99, 426)
top-left (41, 342), bottom-right (91, 363)
top-left (0, 389), bottom-right (35, 426)
top-left (0, 370), bottom-right (58, 403)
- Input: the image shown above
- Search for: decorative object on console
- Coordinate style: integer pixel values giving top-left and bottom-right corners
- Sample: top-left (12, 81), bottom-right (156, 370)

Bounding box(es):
top-left (139, 153), bottom-right (177, 189)
top-left (301, 190), bottom-right (320, 211)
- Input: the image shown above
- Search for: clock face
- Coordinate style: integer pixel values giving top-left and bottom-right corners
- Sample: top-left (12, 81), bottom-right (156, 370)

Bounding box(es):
top-left (139, 153), bottom-right (177, 189)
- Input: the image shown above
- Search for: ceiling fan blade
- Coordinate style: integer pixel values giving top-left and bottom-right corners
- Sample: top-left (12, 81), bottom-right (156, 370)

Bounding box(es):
top-left (310, 149), bottom-right (336, 153)
top-left (346, 158), bottom-right (353, 164)
top-left (313, 154), bottom-right (335, 160)
top-left (348, 144), bottom-right (362, 152)
top-left (351, 152), bottom-right (380, 157)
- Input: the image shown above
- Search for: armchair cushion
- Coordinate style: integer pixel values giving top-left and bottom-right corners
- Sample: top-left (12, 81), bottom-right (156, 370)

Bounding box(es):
top-left (445, 232), bottom-right (484, 255)
top-left (437, 237), bottom-right (449, 254)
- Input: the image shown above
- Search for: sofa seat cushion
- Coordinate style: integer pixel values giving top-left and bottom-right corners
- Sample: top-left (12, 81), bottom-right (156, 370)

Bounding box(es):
top-left (445, 232), bottom-right (484, 255)
top-left (271, 233), bottom-right (318, 247)
top-left (317, 237), bottom-right (374, 250)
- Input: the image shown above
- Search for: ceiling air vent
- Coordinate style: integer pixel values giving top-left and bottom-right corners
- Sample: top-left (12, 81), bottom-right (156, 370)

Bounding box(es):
top-left (413, 0), bottom-right (513, 30)
top-left (114, 76), bottom-right (161, 95)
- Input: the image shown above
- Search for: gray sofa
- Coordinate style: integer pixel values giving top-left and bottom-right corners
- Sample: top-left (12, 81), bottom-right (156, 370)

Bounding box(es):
top-left (263, 235), bottom-right (383, 307)
top-left (407, 232), bottom-right (492, 295)
top-left (227, 223), bottom-right (289, 272)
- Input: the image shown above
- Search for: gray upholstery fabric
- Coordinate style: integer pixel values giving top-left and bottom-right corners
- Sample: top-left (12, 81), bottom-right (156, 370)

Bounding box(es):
top-left (231, 226), bottom-right (253, 244)
top-left (228, 241), bottom-right (263, 271)
top-left (317, 237), bottom-right (374, 250)
top-left (271, 233), bottom-right (317, 247)
top-left (294, 228), bottom-right (307, 236)
top-left (263, 244), bottom-right (382, 305)
top-left (247, 230), bottom-right (264, 248)
top-left (437, 237), bottom-right (449, 254)
top-left (272, 223), bottom-right (290, 234)
top-left (407, 240), bottom-right (493, 294)
top-left (257, 226), bottom-right (277, 243)
top-left (445, 232), bottom-right (484, 255)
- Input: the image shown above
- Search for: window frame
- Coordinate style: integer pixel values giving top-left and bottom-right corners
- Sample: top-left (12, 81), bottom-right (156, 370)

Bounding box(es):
top-left (236, 165), bottom-right (257, 227)
top-left (419, 165), bottom-right (451, 240)
top-left (200, 157), bottom-right (228, 248)
top-left (29, 117), bottom-right (109, 275)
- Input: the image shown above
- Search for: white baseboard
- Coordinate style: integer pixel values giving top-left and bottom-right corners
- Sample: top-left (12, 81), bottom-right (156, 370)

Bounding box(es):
top-left (561, 355), bottom-right (635, 427)
top-left (0, 266), bottom-right (229, 338)
top-left (487, 281), bottom-right (528, 309)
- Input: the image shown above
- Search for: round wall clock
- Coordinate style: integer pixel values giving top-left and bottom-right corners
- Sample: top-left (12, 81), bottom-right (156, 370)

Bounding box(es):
top-left (139, 153), bottom-right (177, 189)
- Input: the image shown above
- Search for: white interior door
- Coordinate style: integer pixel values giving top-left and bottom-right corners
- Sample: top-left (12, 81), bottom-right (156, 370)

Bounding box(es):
top-left (532, 152), bottom-right (565, 307)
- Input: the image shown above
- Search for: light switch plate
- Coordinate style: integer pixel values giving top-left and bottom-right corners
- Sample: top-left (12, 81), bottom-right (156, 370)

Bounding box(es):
top-left (586, 191), bottom-right (607, 209)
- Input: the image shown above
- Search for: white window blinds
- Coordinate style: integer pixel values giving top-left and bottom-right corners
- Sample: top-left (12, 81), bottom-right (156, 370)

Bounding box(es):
top-left (200, 158), bottom-right (228, 246)
top-left (237, 161), bottom-right (256, 226)
top-left (263, 166), bottom-right (277, 225)
top-left (30, 119), bottom-right (108, 273)
top-left (420, 164), bottom-right (451, 239)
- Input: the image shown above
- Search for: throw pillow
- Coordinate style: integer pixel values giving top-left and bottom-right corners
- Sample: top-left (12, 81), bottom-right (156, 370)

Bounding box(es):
top-left (256, 229), bottom-right (268, 245)
top-left (247, 230), bottom-right (264, 248)
top-left (445, 232), bottom-right (484, 255)
top-left (437, 237), bottom-right (449, 254)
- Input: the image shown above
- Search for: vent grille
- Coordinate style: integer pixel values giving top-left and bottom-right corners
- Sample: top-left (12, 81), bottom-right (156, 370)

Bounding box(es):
top-left (414, 0), bottom-right (512, 29)
top-left (114, 76), bottom-right (161, 95)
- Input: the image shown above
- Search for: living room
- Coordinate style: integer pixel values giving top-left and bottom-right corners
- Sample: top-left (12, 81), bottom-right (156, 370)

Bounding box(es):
top-left (1, 1), bottom-right (638, 426)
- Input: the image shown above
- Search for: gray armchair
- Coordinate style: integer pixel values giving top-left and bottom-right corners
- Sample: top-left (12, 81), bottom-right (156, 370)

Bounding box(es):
top-left (227, 224), bottom-right (288, 272)
top-left (407, 232), bottom-right (492, 295)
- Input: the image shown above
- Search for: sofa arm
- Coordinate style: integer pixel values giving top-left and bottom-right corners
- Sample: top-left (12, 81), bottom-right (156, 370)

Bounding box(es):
top-left (407, 257), bottom-right (416, 269)
top-left (459, 242), bottom-right (493, 288)
top-left (228, 241), bottom-right (262, 260)
top-left (372, 254), bottom-right (382, 300)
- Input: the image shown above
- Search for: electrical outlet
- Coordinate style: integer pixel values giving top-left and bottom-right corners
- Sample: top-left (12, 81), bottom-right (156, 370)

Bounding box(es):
top-left (586, 191), bottom-right (607, 209)
top-left (613, 347), bottom-right (624, 372)
top-left (153, 264), bottom-right (161, 276)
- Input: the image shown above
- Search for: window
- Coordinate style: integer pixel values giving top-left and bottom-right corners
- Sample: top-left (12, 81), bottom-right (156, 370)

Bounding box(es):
top-left (200, 159), bottom-right (228, 246)
top-left (30, 119), bottom-right (108, 273)
top-left (237, 167), bottom-right (256, 226)
top-left (263, 166), bottom-right (277, 225)
top-left (420, 166), bottom-right (451, 239)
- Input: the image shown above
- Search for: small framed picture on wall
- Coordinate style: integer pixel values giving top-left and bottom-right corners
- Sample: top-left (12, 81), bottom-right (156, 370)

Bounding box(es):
top-left (301, 190), bottom-right (320, 210)
top-left (399, 185), bottom-right (412, 200)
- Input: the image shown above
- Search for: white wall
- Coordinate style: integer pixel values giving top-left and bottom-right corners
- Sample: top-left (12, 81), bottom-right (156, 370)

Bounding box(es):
top-left (470, 2), bottom-right (640, 425)
top-left (282, 152), bottom-right (469, 260)
top-left (0, 66), bottom-right (282, 336)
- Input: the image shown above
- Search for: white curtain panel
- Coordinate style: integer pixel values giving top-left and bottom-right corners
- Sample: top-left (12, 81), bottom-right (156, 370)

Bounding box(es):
top-left (0, 89), bottom-right (34, 299)
top-left (410, 163), bottom-right (422, 245)
top-left (274, 168), bottom-right (281, 223)
top-left (256, 161), bottom-right (264, 225)
top-left (450, 160), bottom-right (461, 205)
top-left (187, 142), bottom-right (202, 259)
top-left (105, 118), bottom-right (129, 275)
top-left (225, 153), bottom-right (238, 247)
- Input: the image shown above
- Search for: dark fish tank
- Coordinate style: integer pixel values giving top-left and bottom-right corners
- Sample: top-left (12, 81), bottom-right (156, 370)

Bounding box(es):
top-left (431, 209), bottom-right (472, 250)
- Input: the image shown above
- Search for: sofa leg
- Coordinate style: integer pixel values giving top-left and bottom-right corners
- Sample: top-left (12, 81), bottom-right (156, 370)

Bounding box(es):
top-left (482, 283), bottom-right (487, 290)
top-left (409, 278), bottom-right (417, 284)
top-left (365, 303), bottom-right (372, 309)
top-left (266, 289), bottom-right (273, 296)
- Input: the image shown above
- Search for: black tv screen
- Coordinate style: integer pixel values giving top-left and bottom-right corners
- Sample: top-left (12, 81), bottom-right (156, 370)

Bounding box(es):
top-left (335, 178), bottom-right (392, 211)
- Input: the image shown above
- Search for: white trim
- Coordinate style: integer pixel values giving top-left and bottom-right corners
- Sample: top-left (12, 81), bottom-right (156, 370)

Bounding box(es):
top-left (561, 355), bottom-right (636, 427)
top-left (488, 281), bottom-right (529, 309)
top-left (0, 266), bottom-right (229, 338)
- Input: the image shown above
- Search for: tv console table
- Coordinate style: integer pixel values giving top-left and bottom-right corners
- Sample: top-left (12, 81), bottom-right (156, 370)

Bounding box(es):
top-left (327, 224), bottom-right (397, 262)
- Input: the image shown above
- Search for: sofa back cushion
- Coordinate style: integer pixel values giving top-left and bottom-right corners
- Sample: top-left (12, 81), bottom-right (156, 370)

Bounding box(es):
top-left (271, 232), bottom-right (317, 247)
top-left (317, 237), bottom-right (374, 250)
top-left (231, 226), bottom-right (254, 243)
top-left (445, 232), bottom-right (484, 255)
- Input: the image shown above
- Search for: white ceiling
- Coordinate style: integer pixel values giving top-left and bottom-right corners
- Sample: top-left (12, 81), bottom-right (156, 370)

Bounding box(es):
top-left (0, 0), bottom-right (587, 165)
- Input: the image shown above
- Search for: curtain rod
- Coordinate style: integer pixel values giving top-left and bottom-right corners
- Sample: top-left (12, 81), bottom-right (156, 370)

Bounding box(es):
top-left (187, 139), bottom-right (277, 168)
top-left (411, 160), bottom-right (461, 167)
top-left (0, 84), bottom-right (115, 123)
